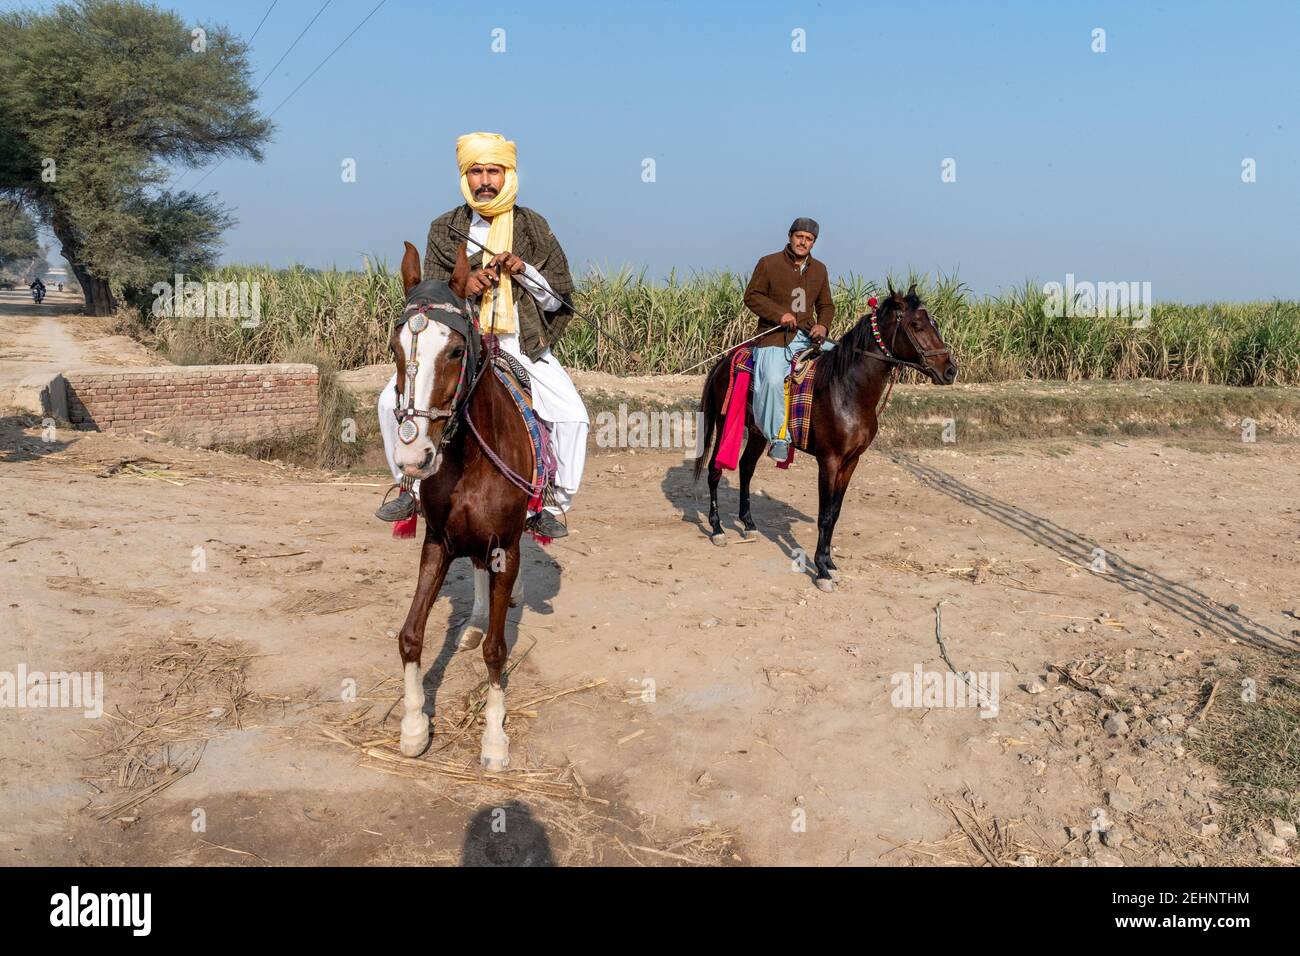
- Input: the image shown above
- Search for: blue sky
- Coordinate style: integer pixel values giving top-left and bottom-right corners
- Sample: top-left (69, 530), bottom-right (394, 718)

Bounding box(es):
top-left (21, 0), bottom-right (1300, 299)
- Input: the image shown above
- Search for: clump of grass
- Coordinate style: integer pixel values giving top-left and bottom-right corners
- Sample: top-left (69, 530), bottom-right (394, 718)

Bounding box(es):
top-left (1186, 654), bottom-right (1300, 838)
top-left (283, 344), bottom-right (361, 470)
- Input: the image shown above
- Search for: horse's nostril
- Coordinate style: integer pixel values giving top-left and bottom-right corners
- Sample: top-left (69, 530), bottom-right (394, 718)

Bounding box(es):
top-left (945, 365), bottom-right (958, 383)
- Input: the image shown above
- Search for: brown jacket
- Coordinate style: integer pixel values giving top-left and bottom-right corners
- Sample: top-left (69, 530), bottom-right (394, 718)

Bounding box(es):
top-left (743, 246), bottom-right (835, 347)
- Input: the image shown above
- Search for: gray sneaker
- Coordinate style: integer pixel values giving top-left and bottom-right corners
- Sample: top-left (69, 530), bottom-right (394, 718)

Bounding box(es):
top-left (375, 490), bottom-right (416, 522)
top-left (526, 510), bottom-right (568, 539)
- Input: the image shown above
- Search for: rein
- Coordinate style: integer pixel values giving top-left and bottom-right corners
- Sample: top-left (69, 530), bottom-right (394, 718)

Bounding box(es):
top-left (463, 401), bottom-right (544, 498)
top-left (826, 302), bottom-right (951, 418)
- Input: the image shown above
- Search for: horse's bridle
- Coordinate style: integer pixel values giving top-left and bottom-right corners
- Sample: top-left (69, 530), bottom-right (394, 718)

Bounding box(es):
top-left (394, 298), bottom-right (482, 446)
top-left (858, 300), bottom-right (951, 378)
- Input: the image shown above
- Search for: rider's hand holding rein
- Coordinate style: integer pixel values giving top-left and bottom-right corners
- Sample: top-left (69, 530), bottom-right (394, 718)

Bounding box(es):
top-left (488, 251), bottom-right (527, 276)
top-left (464, 265), bottom-right (500, 298)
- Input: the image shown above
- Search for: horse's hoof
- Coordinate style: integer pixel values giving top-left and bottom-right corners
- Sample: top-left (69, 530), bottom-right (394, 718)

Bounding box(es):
top-left (828, 568), bottom-right (841, 582)
top-left (814, 577), bottom-right (836, 593)
top-left (457, 619), bottom-right (486, 650)
top-left (741, 528), bottom-right (757, 541)
top-left (480, 739), bottom-right (510, 772)
top-left (399, 728), bottom-right (430, 757)
top-left (710, 533), bottom-right (727, 547)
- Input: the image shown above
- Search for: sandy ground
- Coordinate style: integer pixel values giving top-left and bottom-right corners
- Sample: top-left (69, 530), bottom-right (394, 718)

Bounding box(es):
top-left (2, 302), bottom-right (1299, 867)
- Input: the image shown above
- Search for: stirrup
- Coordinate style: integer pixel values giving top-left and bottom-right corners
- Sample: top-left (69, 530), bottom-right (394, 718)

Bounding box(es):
top-left (376, 479), bottom-right (416, 521)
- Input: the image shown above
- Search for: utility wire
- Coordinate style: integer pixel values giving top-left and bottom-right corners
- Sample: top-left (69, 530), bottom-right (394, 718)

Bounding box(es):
top-left (171, 0), bottom-right (327, 192)
top-left (247, 0), bottom-right (278, 45)
top-left (253, 0), bottom-right (331, 94)
top-left (186, 0), bottom-right (388, 192)
top-left (266, 0), bottom-right (387, 118)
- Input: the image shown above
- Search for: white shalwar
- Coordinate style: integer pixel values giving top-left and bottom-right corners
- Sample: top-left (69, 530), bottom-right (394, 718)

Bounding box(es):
top-left (378, 211), bottom-right (588, 517)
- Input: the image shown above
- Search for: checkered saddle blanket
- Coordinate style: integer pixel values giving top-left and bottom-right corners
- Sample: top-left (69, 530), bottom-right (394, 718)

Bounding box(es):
top-left (725, 345), bottom-right (821, 450)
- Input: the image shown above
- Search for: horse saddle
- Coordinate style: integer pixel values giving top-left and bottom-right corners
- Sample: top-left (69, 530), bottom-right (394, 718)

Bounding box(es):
top-left (483, 348), bottom-right (555, 510)
top-left (789, 346), bottom-right (822, 386)
top-left (726, 345), bottom-right (821, 451)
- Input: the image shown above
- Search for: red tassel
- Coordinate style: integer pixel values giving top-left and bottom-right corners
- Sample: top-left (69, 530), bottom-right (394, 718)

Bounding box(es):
top-left (392, 514), bottom-right (417, 539)
top-left (528, 532), bottom-right (552, 547)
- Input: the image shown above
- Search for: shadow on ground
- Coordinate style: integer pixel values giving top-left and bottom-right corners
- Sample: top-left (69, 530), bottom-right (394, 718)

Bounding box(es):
top-left (659, 457), bottom-right (814, 558)
top-left (460, 799), bottom-right (555, 866)
top-left (892, 451), bottom-right (1299, 654)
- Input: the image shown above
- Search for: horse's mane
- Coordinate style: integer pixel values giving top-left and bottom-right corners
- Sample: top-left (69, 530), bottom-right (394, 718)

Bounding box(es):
top-left (824, 291), bottom-right (919, 382)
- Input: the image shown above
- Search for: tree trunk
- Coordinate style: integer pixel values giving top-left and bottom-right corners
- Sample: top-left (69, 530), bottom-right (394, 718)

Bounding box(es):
top-left (75, 268), bottom-right (114, 316)
top-left (49, 208), bottom-right (115, 316)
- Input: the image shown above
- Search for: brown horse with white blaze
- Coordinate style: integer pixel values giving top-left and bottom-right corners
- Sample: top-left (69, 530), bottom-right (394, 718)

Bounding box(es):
top-left (694, 285), bottom-right (958, 591)
top-left (389, 240), bottom-right (533, 769)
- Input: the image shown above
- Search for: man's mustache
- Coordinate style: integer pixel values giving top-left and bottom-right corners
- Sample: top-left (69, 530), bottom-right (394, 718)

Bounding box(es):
top-left (475, 185), bottom-right (499, 197)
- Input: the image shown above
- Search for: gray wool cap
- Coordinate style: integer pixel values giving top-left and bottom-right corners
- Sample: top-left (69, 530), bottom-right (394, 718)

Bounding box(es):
top-left (788, 217), bottom-right (819, 238)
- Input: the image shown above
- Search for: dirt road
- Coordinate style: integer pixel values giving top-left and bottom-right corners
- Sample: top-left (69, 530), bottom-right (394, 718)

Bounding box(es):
top-left (2, 304), bottom-right (1298, 866)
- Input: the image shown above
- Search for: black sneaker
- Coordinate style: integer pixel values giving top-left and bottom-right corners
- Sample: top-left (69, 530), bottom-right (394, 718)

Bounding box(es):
top-left (375, 489), bottom-right (416, 522)
top-left (526, 510), bottom-right (568, 539)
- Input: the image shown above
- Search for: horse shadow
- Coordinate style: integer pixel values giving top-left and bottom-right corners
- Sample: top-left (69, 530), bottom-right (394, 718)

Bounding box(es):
top-left (659, 454), bottom-right (815, 563)
top-left (890, 451), bottom-right (1299, 654)
top-left (460, 799), bottom-right (555, 866)
top-left (419, 534), bottom-right (563, 719)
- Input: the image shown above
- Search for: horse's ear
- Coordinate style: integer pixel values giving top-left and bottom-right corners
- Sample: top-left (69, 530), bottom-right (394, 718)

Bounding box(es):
top-left (907, 282), bottom-right (917, 298)
top-left (400, 241), bottom-right (421, 295)
top-left (887, 281), bottom-right (896, 300)
top-left (448, 242), bottom-right (471, 299)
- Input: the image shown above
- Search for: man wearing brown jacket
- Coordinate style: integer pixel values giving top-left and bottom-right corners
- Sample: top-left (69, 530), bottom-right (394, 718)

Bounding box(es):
top-left (742, 217), bottom-right (835, 460)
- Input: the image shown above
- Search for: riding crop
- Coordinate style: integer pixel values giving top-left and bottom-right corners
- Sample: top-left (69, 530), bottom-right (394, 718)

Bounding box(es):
top-left (447, 225), bottom-right (642, 360)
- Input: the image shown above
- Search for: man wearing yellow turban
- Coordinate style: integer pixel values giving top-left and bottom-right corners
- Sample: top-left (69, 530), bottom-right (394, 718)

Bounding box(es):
top-left (376, 132), bottom-right (588, 540)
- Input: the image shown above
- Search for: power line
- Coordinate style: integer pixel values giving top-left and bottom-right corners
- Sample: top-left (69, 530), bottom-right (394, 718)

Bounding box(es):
top-left (247, 0), bottom-right (278, 45)
top-left (170, 0), bottom-right (323, 192)
top-left (254, 0), bottom-right (330, 94)
top-left (266, 0), bottom-right (387, 118)
top-left (186, 0), bottom-right (388, 192)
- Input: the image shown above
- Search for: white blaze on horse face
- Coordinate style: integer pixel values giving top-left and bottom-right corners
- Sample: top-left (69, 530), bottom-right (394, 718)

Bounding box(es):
top-left (393, 320), bottom-right (453, 478)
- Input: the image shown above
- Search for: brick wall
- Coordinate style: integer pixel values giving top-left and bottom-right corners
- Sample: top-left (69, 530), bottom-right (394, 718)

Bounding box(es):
top-left (63, 364), bottom-right (318, 446)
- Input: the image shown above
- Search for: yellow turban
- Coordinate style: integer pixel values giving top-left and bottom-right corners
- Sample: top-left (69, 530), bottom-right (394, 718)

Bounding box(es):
top-left (457, 132), bottom-right (519, 332)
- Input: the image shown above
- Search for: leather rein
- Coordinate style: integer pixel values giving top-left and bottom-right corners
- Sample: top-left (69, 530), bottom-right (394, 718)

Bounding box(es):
top-left (838, 303), bottom-right (951, 377)
top-left (820, 302), bottom-right (952, 417)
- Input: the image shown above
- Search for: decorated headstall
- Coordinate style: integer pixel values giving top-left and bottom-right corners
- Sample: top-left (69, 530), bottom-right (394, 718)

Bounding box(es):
top-left (394, 282), bottom-right (481, 446)
top-left (868, 294), bottom-right (950, 365)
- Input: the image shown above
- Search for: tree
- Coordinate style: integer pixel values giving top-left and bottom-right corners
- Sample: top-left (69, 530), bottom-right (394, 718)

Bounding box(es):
top-left (0, 0), bottom-right (271, 314)
top-left (0, 200), bottom-right (39, 273)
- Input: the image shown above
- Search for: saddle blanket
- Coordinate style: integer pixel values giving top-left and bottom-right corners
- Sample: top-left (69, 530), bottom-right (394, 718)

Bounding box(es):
top-left (492, 359), bottom-right (555, 513)
top-left (718, 345), bottom-right (819, 469)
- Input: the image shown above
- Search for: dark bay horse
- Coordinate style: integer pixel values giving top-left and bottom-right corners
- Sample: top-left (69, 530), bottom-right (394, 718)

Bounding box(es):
top-left (695, 286), bottom-right (958, 591)
top-left (389, 241), bottom-right (532, 769)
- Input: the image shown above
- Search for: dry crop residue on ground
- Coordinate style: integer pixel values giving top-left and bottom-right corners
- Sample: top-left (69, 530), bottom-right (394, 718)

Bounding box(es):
top-left (3, 405), bottom-right (1298, 865)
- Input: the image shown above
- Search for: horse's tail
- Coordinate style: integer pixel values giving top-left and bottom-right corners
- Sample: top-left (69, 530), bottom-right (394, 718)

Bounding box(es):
top-left (693, 357), bottom-right (725, 481)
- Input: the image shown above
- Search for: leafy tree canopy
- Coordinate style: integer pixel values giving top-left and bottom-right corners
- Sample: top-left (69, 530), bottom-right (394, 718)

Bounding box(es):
top-left (0, 0), bottom-right (271, 313)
